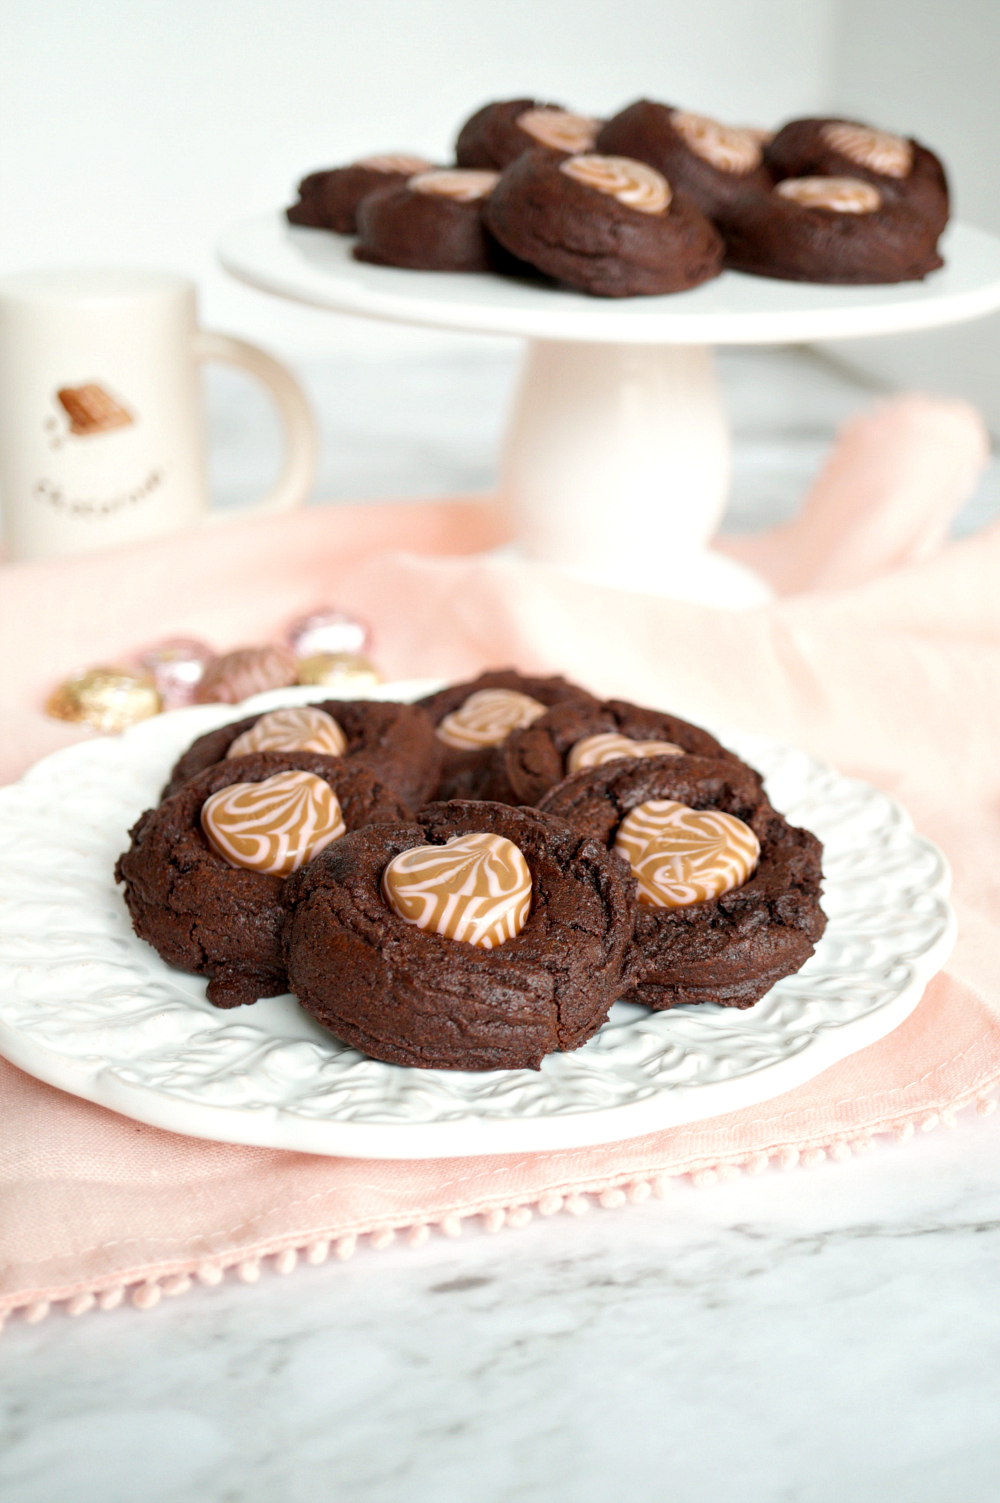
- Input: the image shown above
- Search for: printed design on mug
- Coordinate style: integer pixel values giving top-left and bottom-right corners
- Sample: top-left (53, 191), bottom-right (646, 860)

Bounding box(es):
top-left (55, 384), bottom-right (134, 436)
top-left (613, 799), bottom-right (760, 908)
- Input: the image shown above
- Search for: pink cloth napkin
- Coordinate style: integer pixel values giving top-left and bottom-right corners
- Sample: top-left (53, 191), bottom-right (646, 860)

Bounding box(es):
top-left (2, 395), bottom-right (999, 1328)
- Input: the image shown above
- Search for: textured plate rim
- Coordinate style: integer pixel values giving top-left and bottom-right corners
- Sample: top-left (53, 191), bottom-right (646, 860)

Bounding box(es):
top-left (0, 683), bottom-right (956, 1159)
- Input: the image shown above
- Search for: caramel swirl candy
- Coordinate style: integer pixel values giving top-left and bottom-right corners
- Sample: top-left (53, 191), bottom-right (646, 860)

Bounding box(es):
top-left (227, 706), bottom-right (347, 759)
top-left (566, 732), bottom-right (683, 773)
top-left (775, 176), bottom-right (881, 214)
top-left (436, 688), bottom-right (548, 750)
top-left (670, 111), bottom-right (763, 174)
top-left (614, 799), bottom-right (759, 908)
top-left (410, 169), bottom-right (500, 202)
top-left (820, 122), bottom-right (913, 179)
top-left (516, 108), bottom-right (601, 154)
top-left (382, 832), bottom-right (532, 948)
top-left (201, 770), bottom-right (346, 877)
top-left (356, 153), bottom-right (435, 174)
top-left (560, 154), bottom-right (672, 214)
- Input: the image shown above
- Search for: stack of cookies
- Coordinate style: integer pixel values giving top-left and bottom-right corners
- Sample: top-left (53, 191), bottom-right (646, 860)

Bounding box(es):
top-left (116, 671), bottom-right (827, 1071)
top-left (286, 97), bottom-right (949, 295)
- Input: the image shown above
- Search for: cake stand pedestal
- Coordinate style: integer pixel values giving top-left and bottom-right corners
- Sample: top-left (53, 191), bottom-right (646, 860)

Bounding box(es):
top-left (219, 214), bottom-right (1000, 606)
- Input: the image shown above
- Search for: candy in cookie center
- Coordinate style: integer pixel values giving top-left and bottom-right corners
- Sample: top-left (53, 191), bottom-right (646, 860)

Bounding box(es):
top-left (670, 111), bottom-right (763, 174)
top-left (201, 770), bottom-right (346, 877)
top-left (566, 732), bottom-right (683, 773)
top-left (516, 108), bottom-right (601, 154)
top-left (819, 122), bottom-right (913, 178)
top-left (355, 153), bottom-right (435, 174)
top-left (227, 706), bottom-right (347, 758)
top-left (382, 831), bottom-right (532, 948)
top-left (559, 155), bottom-right (672, 214)
top-left (410, 169), bottom-right (500, 202)
top-left (435, 688), bottom-right (548, 749)
top-left (776, 176), bottom-right (882, 213)
top-left (614, 799), bottom-right (759, 908)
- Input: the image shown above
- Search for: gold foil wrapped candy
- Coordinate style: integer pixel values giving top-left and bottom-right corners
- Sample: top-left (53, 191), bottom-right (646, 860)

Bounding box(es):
top-left (296, 652), bottom-right (382, 690)
top-left (46, 667), bottom-right (161, 732)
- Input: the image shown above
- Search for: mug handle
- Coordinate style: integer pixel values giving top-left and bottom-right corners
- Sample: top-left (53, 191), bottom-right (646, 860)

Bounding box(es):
top-left (192, 329), bottom-right (318, 519)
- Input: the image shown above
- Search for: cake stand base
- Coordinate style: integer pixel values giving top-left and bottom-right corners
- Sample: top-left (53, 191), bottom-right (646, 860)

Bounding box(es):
top-left (499, 339), bottom-right (771, 606)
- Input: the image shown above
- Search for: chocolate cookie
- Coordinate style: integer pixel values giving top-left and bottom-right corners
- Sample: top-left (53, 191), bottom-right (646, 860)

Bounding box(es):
top-left (456, 99), bottom-right (601, 169)
top-left (538, 756), bottom-right (826, 1010)
top-left (286, 154), bottom-right (435, 234)
top-left (505, 697), bottom-right (756, 805)
top-left (418, 670), bottom-right (599, 804)
top-left (117, 752), bottom-right (410, 1009)
top-left (485, 149), bottom-right (724, 297)
top-left (282, 800), bottom-right (636, 1070)
top-left (595, 100), bottom-right (773, 218)
top-left (764, 117), bottom-right (949, 236)
top-left (354, 170), bottom-right (500, 272)
top-left (718, 175), bottom-right (943, 283)
top-left (161, 699), bottom-right (442, 810)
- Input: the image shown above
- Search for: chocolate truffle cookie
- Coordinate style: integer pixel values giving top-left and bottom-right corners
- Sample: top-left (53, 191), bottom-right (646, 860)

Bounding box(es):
top-left (764, 118), bottom-right (949, 236)
top-left (485, 150), bottom-right (724, 297)
top-left (418, 670), bottom-right (599, 804)
top-left (161, 699), bottom-right (442, 810)
top-left (505, 697), bottom-right (756, 805)
top-left (282, 800), bottom-right (636, 1070)
top-left (456, 99), bottom-right (602, 169)
top-left (117, 752), bottom-right (409, 1008)
top-left (595, 100), bottom-right (773, 218)
top-left (354, 169), bottom-right (500, 271)
top-left (538, 756), bottom-right (825, 1010)
top-left (718, 174), bottom-right (944, 283)
top-left (286, 154), bottom-right (435, 234)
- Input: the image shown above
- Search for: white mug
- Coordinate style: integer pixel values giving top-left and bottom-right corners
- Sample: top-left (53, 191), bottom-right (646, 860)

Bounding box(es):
top-left (0, 268), bottom-right (318, 562)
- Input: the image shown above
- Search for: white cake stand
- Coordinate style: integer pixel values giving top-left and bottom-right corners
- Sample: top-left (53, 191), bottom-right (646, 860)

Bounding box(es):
top-left (219, 213), bottom-right (1000, 605)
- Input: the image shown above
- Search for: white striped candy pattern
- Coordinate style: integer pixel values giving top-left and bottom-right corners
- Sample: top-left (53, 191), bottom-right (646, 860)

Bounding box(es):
top-left (819, 122), bottom-right (913, 179)
top-left (566, 731), bottom-right (683, 773)
top-left (435, 688), bottom-right (548, 750)
top-left (516, 108), bottom-right (601, 154)
top-left (613, 799), bottom-right (760, 909)
top-left (776, 176), bottom-right (881, 214)
top-left (227, 706), bottom-right (347, 759)
top-left (201, 770), bottom-right (346, 877)
top-left (410, 170), bottom-right (500, 202)
top-left (559, 155), bottom-right (672, 214)
top-left (670, 111), bottom-right (763, 174)
top-left (381, 832), bottom-right (532, 948)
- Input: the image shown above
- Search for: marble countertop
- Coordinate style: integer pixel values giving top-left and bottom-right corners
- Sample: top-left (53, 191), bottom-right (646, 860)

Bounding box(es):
top-left (3, 1112), bottom-right (999, 1502)
top-left (2, 343), bottom-right (999, 1502)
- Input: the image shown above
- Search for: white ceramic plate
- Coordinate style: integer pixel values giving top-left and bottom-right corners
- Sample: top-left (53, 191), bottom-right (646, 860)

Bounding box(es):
top-left (0, 683), bottom-right (955, 1159)
top-left (218, 213), bottom-right (1000, 345)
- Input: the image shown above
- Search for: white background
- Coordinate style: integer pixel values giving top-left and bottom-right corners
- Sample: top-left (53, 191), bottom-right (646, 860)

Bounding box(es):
top-left (1, 0), bottom-right (998, 417)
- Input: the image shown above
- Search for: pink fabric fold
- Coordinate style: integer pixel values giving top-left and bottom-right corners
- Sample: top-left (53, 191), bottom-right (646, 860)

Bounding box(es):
top-left (2, 393), bottom-right (999, 1323)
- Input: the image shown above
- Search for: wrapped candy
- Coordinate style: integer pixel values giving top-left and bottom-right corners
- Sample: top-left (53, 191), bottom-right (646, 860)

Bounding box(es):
top-left (296, 652), bottom-right (382, 691)
top-left (195, 645), bottom-right (299, 705)
top-left (46, 667), bottom-right (161, 732)
top-left (138, 638), bottom-right (214, 709)
top-left (286, 608), bottom-right (371, 660)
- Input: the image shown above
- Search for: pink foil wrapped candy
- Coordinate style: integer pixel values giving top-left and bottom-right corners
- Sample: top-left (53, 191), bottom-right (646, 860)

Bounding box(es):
top-left (139, 638), bottom-right (214, 709)
top-left (286, 608), bottom-right (371, 659)
top-left (195, 644), bottom-right (299, 705)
